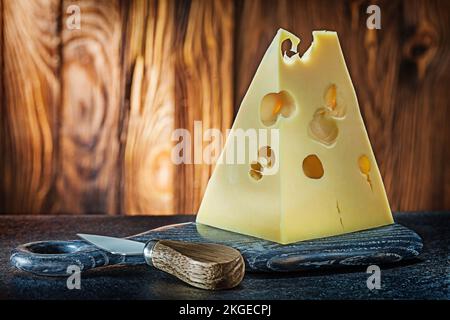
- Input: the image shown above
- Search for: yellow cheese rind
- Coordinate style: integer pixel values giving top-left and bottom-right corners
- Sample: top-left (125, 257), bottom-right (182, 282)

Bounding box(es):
top-left (196, 29), bottom-right (393, 244)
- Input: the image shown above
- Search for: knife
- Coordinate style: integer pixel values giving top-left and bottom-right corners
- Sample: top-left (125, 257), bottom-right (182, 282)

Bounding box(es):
top-left (77, 234), bottom-right (245, 290)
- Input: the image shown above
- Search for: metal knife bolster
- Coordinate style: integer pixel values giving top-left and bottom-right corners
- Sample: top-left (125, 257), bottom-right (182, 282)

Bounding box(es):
top-left (143, 240), bottom-right (158, 267)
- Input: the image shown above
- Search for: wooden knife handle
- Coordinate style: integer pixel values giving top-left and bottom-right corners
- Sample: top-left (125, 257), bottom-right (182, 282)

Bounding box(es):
top-left (143, 240), bottom-right (245, 290)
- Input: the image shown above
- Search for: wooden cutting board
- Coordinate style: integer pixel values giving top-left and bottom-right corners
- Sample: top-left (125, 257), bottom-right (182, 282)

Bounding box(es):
top-left (11, 222), bottom-right (423, 276)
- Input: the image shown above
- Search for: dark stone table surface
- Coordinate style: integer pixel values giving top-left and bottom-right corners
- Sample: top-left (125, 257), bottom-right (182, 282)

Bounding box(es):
top-left (0, 212), bottom-right (448, 300)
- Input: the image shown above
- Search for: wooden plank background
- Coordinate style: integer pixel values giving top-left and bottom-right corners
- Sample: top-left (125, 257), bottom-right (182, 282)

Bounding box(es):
top-left (0, 0), bottom-right (449, 215)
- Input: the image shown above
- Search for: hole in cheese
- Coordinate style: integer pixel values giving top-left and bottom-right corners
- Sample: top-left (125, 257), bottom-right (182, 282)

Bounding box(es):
top-left (325, 84), bottom-right (337, 110)
top-left (281, 38), bottom-right (299, 58)
top-left (302, 154), bottom-right (324, 179)
top-left (324, 84), bottom-right (346, 119)
top-left (260, 91), bottom-right (296, 127)
top-left (308, 108), bottom-right (338, 146)
top-left (248, 146), bottom-right (276, 181)
top-left (358, 155), bottom-right (371, 174)
top-left (249, 161), bottom-right (263, 181)
top-left (258, 146), bottom-right (274, 169)
top-left (358, 155), bottom-right (373, 190)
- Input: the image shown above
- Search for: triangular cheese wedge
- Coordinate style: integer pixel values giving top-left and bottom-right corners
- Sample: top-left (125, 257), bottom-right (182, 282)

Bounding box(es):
top-left (197, 29), bottom-right (393, 244)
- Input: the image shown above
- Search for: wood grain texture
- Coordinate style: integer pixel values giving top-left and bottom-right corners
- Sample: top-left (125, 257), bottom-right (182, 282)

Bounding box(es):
top-left (2, 213), bottom-right (447, 299)
top-left (174, 0), bottom-right (234, 214)
top-left (10, 221), bottom-right (423, 275)
top-left (392, 1), bottom-right (450, 210)
top-left (150, 240), bottom-right (245, 290)
top-left (121, 0), bottom-right (175, 215)
top-left (235, 0), bottom-right (450, 211)
top-left (0, 0), bottom-right (60, 213)
top-left (0, 0), bottom-right (448, 214)
top-left (0, 0), bottom-right (3, 209)
top-left (55, 0), bottom-right (123, 214)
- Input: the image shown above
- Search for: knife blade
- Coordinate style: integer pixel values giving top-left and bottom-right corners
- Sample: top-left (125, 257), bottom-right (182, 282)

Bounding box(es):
top-left (77, 233), bottom-right (145, 256)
